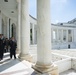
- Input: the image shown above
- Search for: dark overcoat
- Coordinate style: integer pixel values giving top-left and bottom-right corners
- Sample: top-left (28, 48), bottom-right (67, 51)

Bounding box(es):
top-left (0, 38), bottom-right (4, 59)
top-left (9, 40), bottom-right (17, 54)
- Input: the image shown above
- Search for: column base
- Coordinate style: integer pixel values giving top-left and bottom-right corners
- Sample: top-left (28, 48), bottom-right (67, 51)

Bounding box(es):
top-left (18, 53), bottom-right (33, 62)
top-left (32, 63), bottom-right (59, 75)
top-left (16, 48), bottom-right (20, 54)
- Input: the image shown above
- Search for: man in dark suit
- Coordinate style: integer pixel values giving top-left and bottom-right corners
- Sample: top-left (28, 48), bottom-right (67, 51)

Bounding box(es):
top-left (9, 37), bottom-right (17, 59)
top-left (0, 34), bottom-right (4, 61)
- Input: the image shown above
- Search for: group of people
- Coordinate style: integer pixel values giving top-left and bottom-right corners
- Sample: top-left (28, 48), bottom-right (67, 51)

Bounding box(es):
top-left (0, 34), bottom-right (17, 61)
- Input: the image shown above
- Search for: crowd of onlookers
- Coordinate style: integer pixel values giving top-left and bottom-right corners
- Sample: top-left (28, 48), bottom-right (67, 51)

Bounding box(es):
top-left (0, 34), bottom-right (17, 61)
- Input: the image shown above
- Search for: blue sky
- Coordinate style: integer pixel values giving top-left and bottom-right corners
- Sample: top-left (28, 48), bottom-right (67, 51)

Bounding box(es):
top-left (29, 0), bottom-right (76, 23)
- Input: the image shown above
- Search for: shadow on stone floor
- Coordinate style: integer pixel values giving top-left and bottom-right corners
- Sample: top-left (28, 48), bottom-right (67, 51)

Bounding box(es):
top-left (0, 59), bottom-right (20, 72)
top-left (31, 71), bottom-right (37, 75)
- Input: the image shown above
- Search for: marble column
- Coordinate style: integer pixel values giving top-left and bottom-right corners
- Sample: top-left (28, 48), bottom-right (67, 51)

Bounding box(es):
top-left (6, 18), bottom-right (9, 39)
top-left (66, 30), bottom-right (68, 42)
top-left (16, 0), bottom-right (21, 54)
top-left (57, 29), bottom-right (59, 42)
top-left (3, 18), bottom-right (7, 37)
top-left (9, 19), bottom-right (12, 38)
top-left (51, 29), bottom-right (53, 43)
top-left (34, 25), bottom-right (37, 44)
top-left (0, 11), bottom-right (2, 34)
top-left (18, 0), bottom-right (32, 61)
top-left (61, 30), bottom-right (63, 43)
top-left (72, 30), bottom-right (73, 42)
top-left (33, 0), bottom-right (59, 75)
top-left (55, 29), bottom-right (57, 43)
top-left (32, 24), bottom-right (35, 44)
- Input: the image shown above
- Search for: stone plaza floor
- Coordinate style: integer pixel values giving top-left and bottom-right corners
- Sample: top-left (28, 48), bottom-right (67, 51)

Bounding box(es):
top-left (0, 53), bottom-right (37, 75)
top-left (0, 52), bottom-right (76, 75)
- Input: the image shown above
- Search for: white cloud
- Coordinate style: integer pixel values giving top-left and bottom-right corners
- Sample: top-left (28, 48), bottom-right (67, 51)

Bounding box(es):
top-left (56, 20), bottom-right (59, 23)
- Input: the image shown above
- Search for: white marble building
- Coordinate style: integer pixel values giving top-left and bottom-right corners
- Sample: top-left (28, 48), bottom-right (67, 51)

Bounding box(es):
top-left (0, 0), bottom-right (76, 75)
top-left (30, 17), bottom-right (76, 49)
top-left (1, 11), bottom-right (76, 49)
top-left (0, 0), bottom-right (76, 50)
top-left (51, 22), bottom-right (76, 49)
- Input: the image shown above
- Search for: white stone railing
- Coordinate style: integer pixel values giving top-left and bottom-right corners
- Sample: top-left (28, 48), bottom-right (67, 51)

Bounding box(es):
top-left (52, 53), bottom-right (70, 62)
top-left (71, 57), bottom-right (76, 70)
top-left (52, 53), bottom-right (76, 73)
top-left (29, 45), bottom-right (76, 73)
top-left (54, 58), bottom-right (71, 73)
top-left (51, 52), bottom-right (71, 73)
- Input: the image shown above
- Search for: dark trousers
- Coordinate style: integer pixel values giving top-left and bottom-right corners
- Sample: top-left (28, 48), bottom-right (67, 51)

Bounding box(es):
top-left (0, 49), bottom-right (3, 60)
top-left (10, 49), bottom-right (16, 59)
